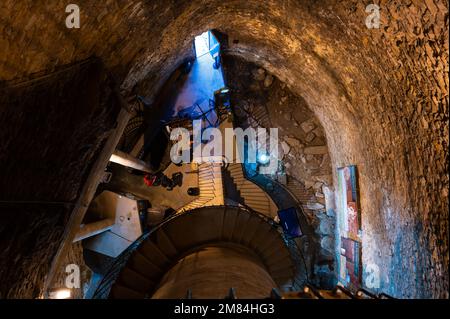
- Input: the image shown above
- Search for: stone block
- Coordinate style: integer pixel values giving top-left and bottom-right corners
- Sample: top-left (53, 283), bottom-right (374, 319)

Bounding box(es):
top-left (300, 119), bottom-right (316, 133)
top-left (305, 132), bottom-right (316, 143)
top-left (304, 146), bottom-right (328, 155)
top-left (264, 74), bottom-right (274, 87)
top-left (252, 68), bottom-right (266, 81)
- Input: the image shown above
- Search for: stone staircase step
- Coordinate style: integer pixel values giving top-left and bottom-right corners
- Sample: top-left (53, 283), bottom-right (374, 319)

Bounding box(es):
top-left (103, 207), bottom-right (297, 299)
top-left (155, 228), bottom-right (178, 259)
top-left (117, 267), bottom-right (155, 293)
top-left (128, 251), bottom-right (164, 281)
top-left (248, 222), bottom-right (273, 251)
top-left (254, 230), bottom-right (281, 255)
top-left (221, 208), bottom-right (239, 241)
top-left (240, 216), bottom-right (262, 246)
top-left (139, 240), bottom-right (171, 269)
top-left (230, 211), bottom-right (251, 243)
top-left (266, 253), bottom-right (294, 270)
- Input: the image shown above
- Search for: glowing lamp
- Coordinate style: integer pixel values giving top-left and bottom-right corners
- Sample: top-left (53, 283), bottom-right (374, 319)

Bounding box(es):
top-left (257, 153), bottom-right (270, 165)
top-left (49, 288), bottom-right (71, 299)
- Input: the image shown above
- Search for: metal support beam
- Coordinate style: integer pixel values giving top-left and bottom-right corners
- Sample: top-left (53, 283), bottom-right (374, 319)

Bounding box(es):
top-left (73, 218), bottom-right (115, 242)
top-left (109, 150), bottom-right (153, 173)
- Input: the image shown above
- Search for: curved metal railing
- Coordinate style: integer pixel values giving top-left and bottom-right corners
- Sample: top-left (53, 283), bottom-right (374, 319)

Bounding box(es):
top-left (91, 204), bottom-right (304, 299)
top-left (91, 211), bottom-right (180, 299)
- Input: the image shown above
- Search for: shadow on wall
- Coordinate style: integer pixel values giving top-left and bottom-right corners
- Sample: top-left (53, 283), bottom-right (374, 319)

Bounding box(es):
top-left (0, 58), bottom-right (122, 298)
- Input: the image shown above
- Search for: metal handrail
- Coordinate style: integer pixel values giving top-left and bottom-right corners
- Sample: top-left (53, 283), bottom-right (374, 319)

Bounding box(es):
top-left (282, 233), bottom-right (309, 289)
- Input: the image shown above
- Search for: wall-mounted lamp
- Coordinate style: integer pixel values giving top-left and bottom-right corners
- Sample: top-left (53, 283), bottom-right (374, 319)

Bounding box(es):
top-left (257, 153), bottom-right (270, 165)
top-left (48, 288), bottom-right (71, 299)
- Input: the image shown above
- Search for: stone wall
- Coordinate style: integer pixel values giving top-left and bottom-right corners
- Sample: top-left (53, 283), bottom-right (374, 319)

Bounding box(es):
top-left (0, 0), bottom-right (448, 298)
top-left (0, 59), bottom-right (121, 298)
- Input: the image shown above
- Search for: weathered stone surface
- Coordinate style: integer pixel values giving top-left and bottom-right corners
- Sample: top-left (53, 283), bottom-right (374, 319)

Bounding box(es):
top-left (284, 137), bottom-right (303, 148)
top-left (264, 74), bottom-right (274, 87)
top-left (305, 132), bottom-right (316, 143)
top-left (281, 141), bottom-right (290, 155)
top-left (307, 202), bottom-right (325, 210)
top-left (0, 59), bottom-right (121, 298)
top-left (300, 120), bottom-right (316, 134)
top-left (252, 68), bottom-right (266, 81)
top-left (321, 236), bottom-right (334, 252)
top-left (304, 146), bottom-right (328, 155)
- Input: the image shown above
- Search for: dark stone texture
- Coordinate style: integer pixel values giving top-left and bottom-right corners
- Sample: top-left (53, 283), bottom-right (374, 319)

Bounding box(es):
top-left (0, 59), bottom-right (121, 298)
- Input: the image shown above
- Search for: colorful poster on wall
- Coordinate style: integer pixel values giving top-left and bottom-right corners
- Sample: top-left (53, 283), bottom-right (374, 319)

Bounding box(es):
top-left (340, 237), bottom-right (361, 287)
top-left (337, 165), bottom-right (361, 240)
top-left (337, 165), bottom-right (362, 288)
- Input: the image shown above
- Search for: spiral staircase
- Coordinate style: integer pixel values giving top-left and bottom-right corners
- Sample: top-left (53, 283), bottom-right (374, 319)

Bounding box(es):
top-left (91, 200), bottom-right (389, 299)
top-left (92, 205), bottom-right (300, 299)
